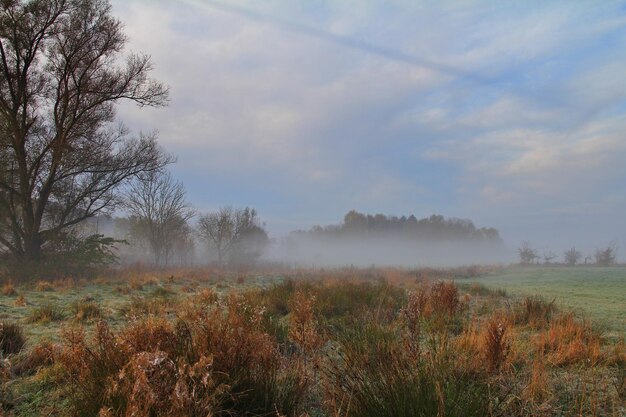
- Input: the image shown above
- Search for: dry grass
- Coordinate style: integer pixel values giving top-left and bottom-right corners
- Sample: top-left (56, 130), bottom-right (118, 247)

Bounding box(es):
top-left (2, 283), bottom-right (16, 296)
top-left (72, 299), bottom-right (104, 322)
top-left (483, 314), bottom-right (510, 373)
top-left (536, 313), bottom-right (603, 366)
top-left (0, 266), bottom-right (623, 417)
top-left (34, 280), bottom-right (55, 292)
top-left (14, 294), bottom-right (26, 306)
top-left (0, 322), bottom-right (25, 355)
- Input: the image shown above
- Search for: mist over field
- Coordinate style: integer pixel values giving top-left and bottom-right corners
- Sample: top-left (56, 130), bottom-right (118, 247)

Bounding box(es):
top-left (270, 236), bottom-right (511, 267)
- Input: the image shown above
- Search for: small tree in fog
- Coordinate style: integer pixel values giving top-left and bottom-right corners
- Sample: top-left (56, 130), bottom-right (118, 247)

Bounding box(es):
top-left (124, 171), bottom-right (194, 267)
top-left (542, 250), bottom-right (556, 265)
top-left (594, 244), bottom-right (617, 266)
top-left (197, 207), bottom-right (267, 266)
top-left (518, 242), bottom-right (538, 265)
top-left (564, 247), bottom-right (582, 266)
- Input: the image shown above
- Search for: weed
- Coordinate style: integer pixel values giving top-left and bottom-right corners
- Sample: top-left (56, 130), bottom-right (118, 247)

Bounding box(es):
top-left (289, 290), bottom-right (323, 359)
top-left (483, 314), bottom-right (510, 373)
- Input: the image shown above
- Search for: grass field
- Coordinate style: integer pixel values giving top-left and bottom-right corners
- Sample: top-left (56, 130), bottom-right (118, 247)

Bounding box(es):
top-left (0, 266), bottom-right (624, 416)
top-left (465, 266), bottom-right (626, 333)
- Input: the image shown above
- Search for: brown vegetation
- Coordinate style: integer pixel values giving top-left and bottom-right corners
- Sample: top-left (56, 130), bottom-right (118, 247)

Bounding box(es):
top-left (0, 267), bottom-right (622, 417)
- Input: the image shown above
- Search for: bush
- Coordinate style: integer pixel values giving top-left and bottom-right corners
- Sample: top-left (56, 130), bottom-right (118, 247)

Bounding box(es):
top-left (0, 321), bottom-right (26, 355)
top-left (57, 296), bottom-right (309, 417)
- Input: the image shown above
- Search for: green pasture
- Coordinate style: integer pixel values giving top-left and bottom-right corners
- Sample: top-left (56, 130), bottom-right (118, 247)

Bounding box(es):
top-left (468, 266), bottom-right (625, 333)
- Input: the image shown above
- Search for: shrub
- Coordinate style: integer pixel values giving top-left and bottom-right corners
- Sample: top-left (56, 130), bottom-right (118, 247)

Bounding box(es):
top-left (0, 321), bottom-right (26, 355)
top-left (58, 296), bottom-right (309, 417)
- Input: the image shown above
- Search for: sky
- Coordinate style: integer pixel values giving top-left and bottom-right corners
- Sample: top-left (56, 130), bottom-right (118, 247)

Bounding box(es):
top-left (110, 0), bottom-right (626, 256)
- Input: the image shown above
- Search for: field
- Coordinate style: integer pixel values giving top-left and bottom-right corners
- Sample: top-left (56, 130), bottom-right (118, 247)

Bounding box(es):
top-left (466, 266), bottom-right (626, 333)
top-left (0, 266), bottom-right (624, 416)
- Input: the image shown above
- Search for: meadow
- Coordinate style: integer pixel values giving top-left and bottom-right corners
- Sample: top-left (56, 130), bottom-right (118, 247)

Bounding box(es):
top-left (0, 266), bottom-right (624, 416)
top-left (466, 266), bottom-right (626, 333)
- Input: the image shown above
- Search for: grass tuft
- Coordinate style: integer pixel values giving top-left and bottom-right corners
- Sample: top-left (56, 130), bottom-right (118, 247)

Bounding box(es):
top-left (0, 321), bottom-right (26, 355)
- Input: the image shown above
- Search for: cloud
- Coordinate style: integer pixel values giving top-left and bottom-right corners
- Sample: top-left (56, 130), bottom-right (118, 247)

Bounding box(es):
top-left (110, 0), bottom-right (626, 249)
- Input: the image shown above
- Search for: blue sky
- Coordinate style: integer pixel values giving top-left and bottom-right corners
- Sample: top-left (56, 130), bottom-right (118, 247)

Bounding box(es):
top-left (111, 0), bottom-right (626, 254)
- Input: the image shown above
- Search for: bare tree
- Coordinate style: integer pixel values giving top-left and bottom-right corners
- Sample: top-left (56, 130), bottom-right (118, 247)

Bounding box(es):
top-left (563, 247), bottom-right (582, 266)
top-left (542, 249), bottom-right (556, 265)
top-left (124, 170), bottom-right (194, 267)
top-left (594, 243), bottom-right (617, 266)
top-left (0, 0), bottom-right (170, 263)
top-left (197, 207), bottom-right (266, 266)
top-left (518, 242), bottom-right (538, 265)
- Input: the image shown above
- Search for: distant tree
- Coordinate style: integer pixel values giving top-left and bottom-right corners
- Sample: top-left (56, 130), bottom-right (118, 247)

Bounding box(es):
top-left (124, 171), bottom-right (194, 267)
top-left (0, 0), bottom-right (170, 265)
top-left (563, 247), bottom-right (582, 266)
top-left (594, 244), bottom-right (617, 266)
top-left (197, 207), bottom-right (267, 266)
top-left (518, 242), bottom-right (538, 265)
top-left (542, 250), bottom-right (556, 265)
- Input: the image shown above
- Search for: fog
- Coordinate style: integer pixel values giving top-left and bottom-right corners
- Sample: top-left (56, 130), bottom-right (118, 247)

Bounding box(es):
top-left (267, 235), bottom-right (511, 268)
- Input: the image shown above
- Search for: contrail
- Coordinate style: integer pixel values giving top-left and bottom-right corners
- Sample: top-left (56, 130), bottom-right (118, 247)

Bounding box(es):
top-left (181, 0), bottom-right (567, 110)
top-left (183, 0), bottom-right (493, 84)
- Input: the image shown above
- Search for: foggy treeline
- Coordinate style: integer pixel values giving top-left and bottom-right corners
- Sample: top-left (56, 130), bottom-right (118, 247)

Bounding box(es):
top-left (78, 206), bottom-right (508, 269)
top-left (301, 210), bottom-right (502, 242)
top-left (271, 210), bottom-right (507, 267)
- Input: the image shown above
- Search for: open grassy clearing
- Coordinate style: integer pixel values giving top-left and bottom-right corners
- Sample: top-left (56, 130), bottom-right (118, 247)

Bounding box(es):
top-left (466, 266), bottom-right (626, 333)
top-left (0, 267), bottom-right (624, 416)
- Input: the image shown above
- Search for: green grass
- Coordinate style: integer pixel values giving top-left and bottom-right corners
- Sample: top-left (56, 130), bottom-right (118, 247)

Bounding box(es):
top-left (464, 265), bottom-right (626, 333)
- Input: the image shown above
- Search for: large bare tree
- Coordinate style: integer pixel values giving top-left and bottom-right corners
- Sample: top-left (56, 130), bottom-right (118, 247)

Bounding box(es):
top-left (0, 0), bottom-right (170, 262)
top-left (124, 170), bottom-right (194, 267)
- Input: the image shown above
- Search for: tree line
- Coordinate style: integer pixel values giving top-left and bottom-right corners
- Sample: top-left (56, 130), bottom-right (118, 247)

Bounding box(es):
top-left (295, 210), bottom-right (502, 243)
